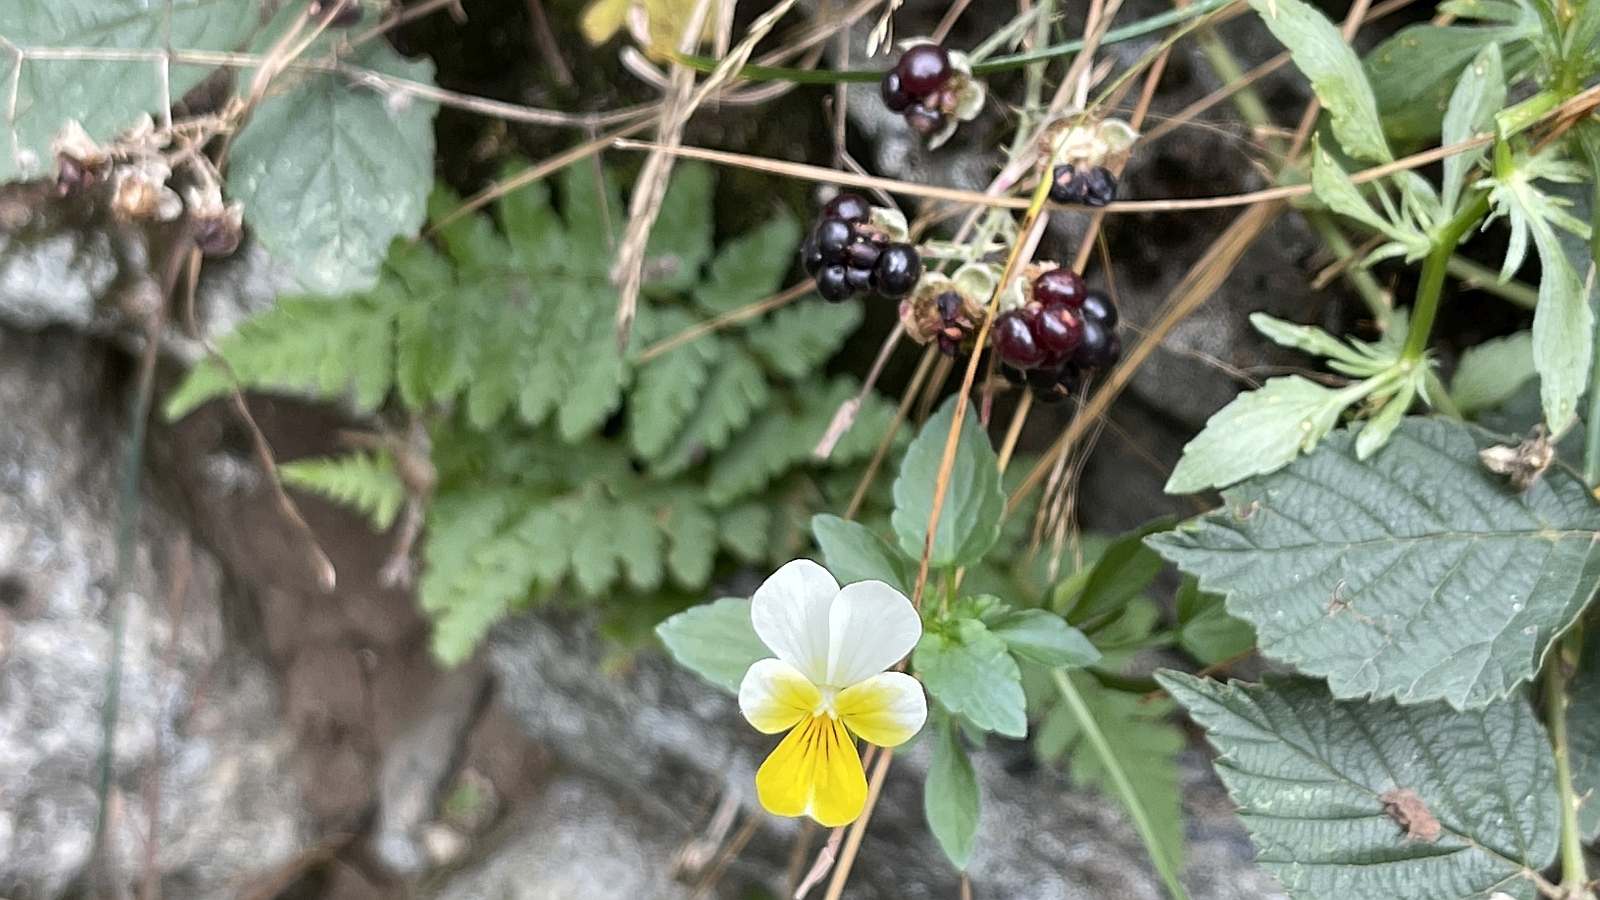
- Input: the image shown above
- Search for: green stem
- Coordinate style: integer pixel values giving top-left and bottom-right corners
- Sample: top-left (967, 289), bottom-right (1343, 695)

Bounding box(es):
top-left (1545, 629), bottom-right (1589, 895)
top-left (1401, 192), bottom-right (1492, 363)
top-left (1053, 669), bottom-right (1191, 900)
top-left (669, 0), bottom-right (1238, 84)
top-left (1423, 369), bottom-right (1463, 421)
top-left (1584, 305), bottom-right (1600, 486)
top-left (1306, 211), bottom-right (1392, 328)
top-left (1445, 254), bottom-right (1539, 310)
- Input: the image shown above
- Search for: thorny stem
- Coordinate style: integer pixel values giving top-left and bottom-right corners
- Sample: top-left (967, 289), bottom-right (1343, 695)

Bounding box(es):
top-left (1544, 629), bottom-right (1591, 898)
top-left (1401, 192), bottom-right (1492, 364)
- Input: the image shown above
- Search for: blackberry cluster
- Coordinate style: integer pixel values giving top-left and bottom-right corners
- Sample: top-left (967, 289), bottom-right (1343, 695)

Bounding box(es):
top-left (1048, 164), bottom-right (1118, 207)
top-left (801, 193), bottom-right (923, 303)
top-left (992, 267), bottom-right (1121, 403)
top-left (880, 45), bottom-right (957, 135)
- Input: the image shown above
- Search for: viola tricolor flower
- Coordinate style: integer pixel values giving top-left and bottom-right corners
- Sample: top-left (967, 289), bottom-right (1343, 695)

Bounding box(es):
top-left (737, 560), bottom-right (927, 827)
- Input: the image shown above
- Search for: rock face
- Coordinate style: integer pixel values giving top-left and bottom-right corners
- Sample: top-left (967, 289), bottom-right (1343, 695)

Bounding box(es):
top-left (0, 327), bottom-right (308, 900)
top-left (482, 613), bottom-right (1286, 900)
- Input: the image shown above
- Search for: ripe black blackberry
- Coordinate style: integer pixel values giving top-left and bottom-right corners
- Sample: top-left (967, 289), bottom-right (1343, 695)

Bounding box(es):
top-left (799, 193), bottom-right (923, 303)
top-left (1048, 164), bottom-right (1118, 207)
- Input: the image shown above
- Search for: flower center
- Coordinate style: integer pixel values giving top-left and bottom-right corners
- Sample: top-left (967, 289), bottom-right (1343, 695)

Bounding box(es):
top-left (813, 686), bottom-right (840, 718)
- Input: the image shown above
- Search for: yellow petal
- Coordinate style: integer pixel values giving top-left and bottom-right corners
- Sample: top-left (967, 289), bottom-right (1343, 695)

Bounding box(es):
top-left (835, 671), bottom-right (927, 747)
top-left (739, 658), bottom-right (820, 734)
top-left (755, 715), bottom-right (868, 828)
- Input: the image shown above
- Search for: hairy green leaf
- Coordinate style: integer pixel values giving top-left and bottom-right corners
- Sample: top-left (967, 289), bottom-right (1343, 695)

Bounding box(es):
top-left (745, 300), bottom-right (862, 381)
top-left (656, 597), bottom-right (769, 694)
top-left (891, 397), bottom-right (1005, 570)
top-left (1440, 44), bottom-right (1504, 215)
top-left (1247, 0), bottom-right (1390, 162)
top-left (1364, 20), bottom-right (1534, 146)
top-left (1451, 331), bottom-right (1535, 415)
top-left (1162, 673), bottom-right (1557, 900)
top-left (1166, 375), bottom-right (1354, 494)
top-left (694, 214), bottom-right (805, 315)
top-left (0, 0), bottom-right (255, 182)
top-left (915, 617), bottom-right (1027, 738)
top-left (1152, 417), bottom-right (1600, 708)
top-left (230, 39), bottom-right (437, 294)
top-left (926, 717), bottom-right (980, 870)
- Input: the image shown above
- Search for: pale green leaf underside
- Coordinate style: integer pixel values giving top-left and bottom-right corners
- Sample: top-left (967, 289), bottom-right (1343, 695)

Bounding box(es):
top-left (1450, 331), bottom-right (1534, 414)
top-left (229, 39), bottom-right (438, 294)
top-left (1246, 0), bottom-right (1391, 163)
top-left (655, 597), bottom-right (769, 694)
top-left (1152, 417), bottom-right (1600, 709)
top-left (1, 0), bottom-right (256, 182)
top-left (926, 719), bottom-right (980, 870)
top-left (1166, 375), bottom-right (1350, 494)
top-left (1161, 673), bottom-right (1556, 900)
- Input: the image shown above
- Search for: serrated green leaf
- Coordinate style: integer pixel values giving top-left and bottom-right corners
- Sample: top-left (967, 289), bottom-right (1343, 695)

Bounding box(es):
top-left (629, 311), bottom-right (721, 460)
top-left (643, 163), bottom-right (714, 294)
top-left (1520, 200), bottom-right (1591, 431)
top-left (1250, 312), bottom-right (1373, 366)
top-left (1161, 672), bottom-right (1557, 900)
top-left (926, 717), bottom-right (980, 870)
top-left (164, 293), bottom-right (400, 419)
top-left (1451, 331), bottom-right (1535, 414)
top-left (1352, 377), bottom-right (1416, 459)
top-left (655, 344), bottom-right (771, 477)
top-left (279, 451), bottom-right (405, 532)
top-left (744, 300), bottom-right (862, 381)
top-left (891, 397), bottom-right (1005, 570)
top-left (719, 503), bottom-right (771, 561)
top-left (229, 39), bottom-right (437, 294)
top-left (704, 377), bottom-right (863, 505)
top-left (1166, 375), bottom-right (1355, 494)
top-left (694, 215), bottom-right (804, 315)
top-left (914, 617), bottom-right (1027, 738)
top-left (1247, 0), bottom-right (1391, 162)
top-left (0, 0), bottom-right (256, 182)
top-left (810, 514), bottom-right (913, 594)
top-left (664, 500), bottom-right (718, 588)
top-left (988, 609), bottom-right (1100, 667)
top-left (1152, 417), bottom-right (1600, 709)
top-left (1175, 577), bottom-right (1257, 665)
top-left (655, 596), bottom-right (770, 694)
top-left (1440, 44), bottom-right (1504, 215)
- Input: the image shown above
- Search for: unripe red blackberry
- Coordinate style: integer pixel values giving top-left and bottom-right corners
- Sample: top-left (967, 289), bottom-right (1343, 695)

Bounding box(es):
top-left (1033, 267), bottom-right (1087, 309)
top-left (897, 44), bottom-right (952, 97)
top-left (992, 311), bottom-right (1047, 369)
top-left (1033, 307), bottom-right (1084, 362)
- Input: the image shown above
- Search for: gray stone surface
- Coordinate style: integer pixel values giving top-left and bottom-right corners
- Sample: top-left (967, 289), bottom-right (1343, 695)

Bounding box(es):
top-left (483, 613), bottom-right (1286, 900)
top-left (0, 327), bottom-right (309, 900)
top-left (430, 774), bottom-right (694, 900)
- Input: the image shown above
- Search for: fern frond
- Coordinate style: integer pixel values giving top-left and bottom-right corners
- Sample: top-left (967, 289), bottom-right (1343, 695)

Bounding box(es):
top-left (278, 451), bottom-right (406, 531)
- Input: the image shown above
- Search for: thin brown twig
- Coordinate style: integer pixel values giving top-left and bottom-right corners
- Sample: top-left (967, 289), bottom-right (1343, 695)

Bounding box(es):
top-left (638, 281), bottom-right (814, 361)
top-left (522, 0), bottom-right (575, 87)
top-left (820, 747), bottom-right (895, 900)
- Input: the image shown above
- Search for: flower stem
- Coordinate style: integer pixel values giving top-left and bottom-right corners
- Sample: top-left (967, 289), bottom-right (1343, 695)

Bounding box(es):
top-left (1053, 669), bottom-right (1191, 900)
top-left (1544, 629), bottom-right (1589, 896)
top-left (1401, 192), bottom-right (1491, 363)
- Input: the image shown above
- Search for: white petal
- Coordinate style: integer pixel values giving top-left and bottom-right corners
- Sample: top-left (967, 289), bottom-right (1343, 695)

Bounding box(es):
top-left (739, 658), bottom-right (820, 734)
top-left (751, 559), bottom-right (838, 683)
top-left (825, 580), bottom-right (922, 687)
